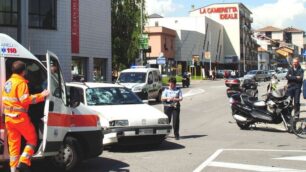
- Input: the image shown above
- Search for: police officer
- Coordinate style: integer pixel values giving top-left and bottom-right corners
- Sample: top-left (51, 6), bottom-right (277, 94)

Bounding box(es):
top-left (161, 77), bottom-right (183, 140)
top-left (2, 61), bottom-right (49, 172)
top-left (286, 57), bottom-right (304, 117)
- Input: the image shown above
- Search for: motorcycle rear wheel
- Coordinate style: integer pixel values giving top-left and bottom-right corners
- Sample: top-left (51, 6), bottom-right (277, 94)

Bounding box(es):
top-left (236, 121), bottom-right (251, 130)
top-left (291, 116), bottom-right (306, 139)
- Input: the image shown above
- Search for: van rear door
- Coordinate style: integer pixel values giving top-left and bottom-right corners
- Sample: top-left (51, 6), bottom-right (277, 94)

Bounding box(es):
top-left (42, 51), bottom-right (71, 154)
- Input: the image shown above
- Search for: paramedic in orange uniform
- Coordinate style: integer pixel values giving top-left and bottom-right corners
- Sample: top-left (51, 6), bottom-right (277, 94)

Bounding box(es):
top-left (2, 61), bottom-right (49, 172)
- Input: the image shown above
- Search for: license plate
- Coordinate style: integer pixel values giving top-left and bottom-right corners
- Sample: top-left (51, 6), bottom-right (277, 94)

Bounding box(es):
top-left (139, 129), bottom-right (153, 135)
top-left (156, 129), bottom-right (168, 134)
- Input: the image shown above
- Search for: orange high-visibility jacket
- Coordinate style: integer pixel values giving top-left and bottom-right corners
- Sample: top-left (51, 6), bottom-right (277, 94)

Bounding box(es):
top-left (2, 74), bottom-right (45, 123)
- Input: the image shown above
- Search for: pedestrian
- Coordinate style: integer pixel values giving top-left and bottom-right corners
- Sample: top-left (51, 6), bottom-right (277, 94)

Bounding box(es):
top-left (2, 60), bottom-right (49, 172)
top-left (161, 77), bottom-right (183, 140)
top-left (286, 57), bottom-right (304, 118)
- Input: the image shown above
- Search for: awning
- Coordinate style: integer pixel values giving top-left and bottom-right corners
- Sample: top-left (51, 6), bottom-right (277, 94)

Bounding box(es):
top-left (276, 47), bottom-right (293, 57)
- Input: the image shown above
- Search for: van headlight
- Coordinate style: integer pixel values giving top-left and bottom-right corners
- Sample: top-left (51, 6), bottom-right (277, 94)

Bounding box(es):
top-left (132, 86), bottom-right (143, 92)
top-left (109, 120), bottom-right (129, 126)
top-left (158, 118), bottom-right (169, 124)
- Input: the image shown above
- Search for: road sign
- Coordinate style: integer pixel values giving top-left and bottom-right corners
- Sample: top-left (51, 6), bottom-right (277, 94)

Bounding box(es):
top-left (156, 57), bottom-right (166, 65)
top-left (204, 51), bottom-right (211, 59)
top-left (139, 34), bottom-right (149, 50)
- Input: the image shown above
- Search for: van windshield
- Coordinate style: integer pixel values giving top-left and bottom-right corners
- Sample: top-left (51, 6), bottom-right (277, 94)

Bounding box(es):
top-left (247, 70), bottom-right (257, 75)
top-left (118, 72), bottom-right (146, 83)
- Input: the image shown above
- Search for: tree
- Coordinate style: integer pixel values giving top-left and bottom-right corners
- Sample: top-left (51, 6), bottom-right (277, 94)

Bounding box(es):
top-left (111, 0), bottom-right (146, 71)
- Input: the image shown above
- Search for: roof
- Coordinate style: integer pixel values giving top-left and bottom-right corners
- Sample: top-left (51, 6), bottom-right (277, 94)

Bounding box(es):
top-left (121, 67), bottom-right (160, 73)
top-left (0, 33), bottom-right (37, 60)
top-left (283, 27), bottom-right (304, 33)
top-left (66, 82), bottom-right (123, 89)
top-left (148, 13), bottom-right (164, 18)
top-left (255, 26), bottom-right (283, 32)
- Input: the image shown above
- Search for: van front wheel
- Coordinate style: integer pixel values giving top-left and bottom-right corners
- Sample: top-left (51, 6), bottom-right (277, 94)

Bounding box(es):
top-left (51, 136), bottom-right (82, 171)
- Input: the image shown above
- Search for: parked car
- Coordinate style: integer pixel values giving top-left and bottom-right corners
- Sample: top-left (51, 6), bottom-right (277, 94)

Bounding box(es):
top-left (275, 70), bottom-right (288, 80)
top-left (117, 67), bottom-right (163, 101)
top-left (66, 82), bottom-right (172, 146)
top-left (244, 70), bottom-right (270, 81)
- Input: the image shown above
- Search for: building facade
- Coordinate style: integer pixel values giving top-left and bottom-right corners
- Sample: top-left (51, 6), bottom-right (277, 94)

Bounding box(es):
top-left (0, 0), bottom-right (112, 82)
top-left (147, 16), bottom-right (224, 76)
top-left (147, 3), bottom-right (257, 76)
top-left (189, 3), bottom-right (257, 75)
top-left (144, 26), bottom-right (176, 74)
top-left (255, 26), bottom-right (305, 69)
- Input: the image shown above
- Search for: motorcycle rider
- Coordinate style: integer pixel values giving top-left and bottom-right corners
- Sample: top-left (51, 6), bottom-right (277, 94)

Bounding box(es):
top-left (286, 57), bottom-right (304, 118)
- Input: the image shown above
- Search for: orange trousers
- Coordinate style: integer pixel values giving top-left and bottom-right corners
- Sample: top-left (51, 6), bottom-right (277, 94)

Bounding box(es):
top-left (5, 116), bottom-right (37, 169)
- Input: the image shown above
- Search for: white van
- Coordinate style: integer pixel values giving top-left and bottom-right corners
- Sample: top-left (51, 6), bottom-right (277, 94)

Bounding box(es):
top-left (117, 67), bottom-right (163, 101)
top-left (0, 33), bottom-right (103, 170)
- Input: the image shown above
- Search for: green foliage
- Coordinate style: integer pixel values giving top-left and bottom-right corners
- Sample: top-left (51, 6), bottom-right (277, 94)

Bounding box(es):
top-left (111, 0), bottom-right (146, 71)
top-left (162, 75), bottom-right (183, 86)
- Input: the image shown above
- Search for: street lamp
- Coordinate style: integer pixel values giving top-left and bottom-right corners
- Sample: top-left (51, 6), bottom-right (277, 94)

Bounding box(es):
top-left (242, 24), bottom-right (248, 74)
top-left (139, 0), bottom-right (144, 65)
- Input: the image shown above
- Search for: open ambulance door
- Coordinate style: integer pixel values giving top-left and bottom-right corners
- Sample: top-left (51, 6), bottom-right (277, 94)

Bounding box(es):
top-left (0, 55), bottom-right (7, 160)
top-left (42, 51), bottom-right (71, 154)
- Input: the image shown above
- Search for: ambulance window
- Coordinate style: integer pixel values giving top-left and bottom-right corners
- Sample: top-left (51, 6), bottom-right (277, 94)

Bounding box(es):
top-left (49, 59), bottom-right (67, 105)
top-left (5, 58), bottom-right (47, 94)
top-left (70, 87), bottom-right (84, 104)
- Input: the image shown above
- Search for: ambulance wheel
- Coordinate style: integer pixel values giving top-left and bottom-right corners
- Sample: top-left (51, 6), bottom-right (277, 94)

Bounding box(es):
top-left (51, 136), bottom-right (83, 171)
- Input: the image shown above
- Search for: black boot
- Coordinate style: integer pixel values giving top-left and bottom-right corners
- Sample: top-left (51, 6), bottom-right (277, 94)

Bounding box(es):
top-left (17, 162), bottom-right (31, 172)
top-left (294, 104), bottom-right (300, 118)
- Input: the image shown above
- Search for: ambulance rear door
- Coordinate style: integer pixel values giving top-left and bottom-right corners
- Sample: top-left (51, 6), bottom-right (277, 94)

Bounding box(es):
top-left (42, 51), bottom-right (71, 154)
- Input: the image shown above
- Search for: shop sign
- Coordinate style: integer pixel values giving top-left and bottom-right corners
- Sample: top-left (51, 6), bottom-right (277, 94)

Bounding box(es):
top-left (199, 6), bottom-right (238, 20)
top-left (71, 0), bottom-right (79, 53)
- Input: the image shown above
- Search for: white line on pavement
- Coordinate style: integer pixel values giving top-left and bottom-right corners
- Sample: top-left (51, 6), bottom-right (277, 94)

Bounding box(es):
top-left (183, 88), bottom-right (205, 98)
top-left (193, 148), bottom-right (306, 172)
top-left (275, 156), bottom-right (306, 161)
top-left (209, 161), bottom-right (304, 172)
top-left (193, 149), bottom-right (223, 172)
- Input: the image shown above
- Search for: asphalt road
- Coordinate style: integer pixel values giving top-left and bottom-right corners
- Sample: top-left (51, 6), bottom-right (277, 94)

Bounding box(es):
top-left (29, 79), bottom-right (306, 171)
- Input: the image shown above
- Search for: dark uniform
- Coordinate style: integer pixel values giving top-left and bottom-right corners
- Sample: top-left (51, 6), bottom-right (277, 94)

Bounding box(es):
top-left (286, 65), bottom-right (304, 116)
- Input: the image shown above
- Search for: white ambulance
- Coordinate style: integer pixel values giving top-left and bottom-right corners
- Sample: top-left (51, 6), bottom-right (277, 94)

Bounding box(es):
top-left (0, 33), bottom-right (103, 170)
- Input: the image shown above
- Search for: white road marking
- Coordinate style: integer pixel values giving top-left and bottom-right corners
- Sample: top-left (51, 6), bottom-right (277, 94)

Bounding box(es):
top-left (194, 148), bottom-right (306, 172)
top-left (209, 161), bottom-right (304, 171)
top-left (183, 88), bottom-right (205, 98)
top-left (275, 156), bottom-right (306, 161)
top-left (193, 149), bottom-right (223, 172)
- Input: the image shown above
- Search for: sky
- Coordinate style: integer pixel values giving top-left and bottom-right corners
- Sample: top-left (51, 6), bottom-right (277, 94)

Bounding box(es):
top-left (145, 0), bottom-right (306, 31)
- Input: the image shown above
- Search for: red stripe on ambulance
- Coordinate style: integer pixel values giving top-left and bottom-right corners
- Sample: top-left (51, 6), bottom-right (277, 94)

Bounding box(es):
top-left (48, 113), bottom-right (99, 127)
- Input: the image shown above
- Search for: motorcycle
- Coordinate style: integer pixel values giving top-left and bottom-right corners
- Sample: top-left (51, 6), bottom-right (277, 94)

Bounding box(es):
top-left (225, 78), bottom-right (258, 98)
top-left (182, 73), bottom-right (190, 88)
top-left (228, 86), bottom-right (292, 130)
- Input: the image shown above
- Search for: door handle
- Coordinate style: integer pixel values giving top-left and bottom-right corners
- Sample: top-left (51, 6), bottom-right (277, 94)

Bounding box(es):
top-left (49, 101), bottom-right (54, 111)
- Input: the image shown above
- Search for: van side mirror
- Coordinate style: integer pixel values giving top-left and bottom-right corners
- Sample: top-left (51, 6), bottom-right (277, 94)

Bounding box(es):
top-left (69, 88), bottom-right (81, 108)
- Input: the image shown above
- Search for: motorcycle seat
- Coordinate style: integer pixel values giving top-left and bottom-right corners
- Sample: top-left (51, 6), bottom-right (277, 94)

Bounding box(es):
top-left (241, 94), bottom-right (265, 108)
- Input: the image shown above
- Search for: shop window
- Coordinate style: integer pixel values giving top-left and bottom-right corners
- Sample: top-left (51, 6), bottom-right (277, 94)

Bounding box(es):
top-left (29, 0), bottom-right (57, 29)
top-left (72, 57), bottom-right (87, 82)
top-left (0, 0), bottom-right (18, 26)
top-left (93, 58), bottom-right (107, 82)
